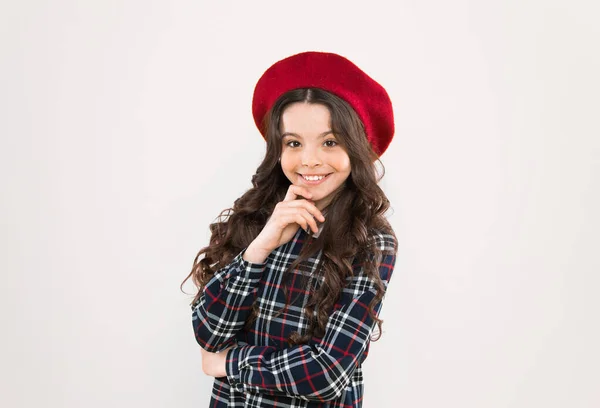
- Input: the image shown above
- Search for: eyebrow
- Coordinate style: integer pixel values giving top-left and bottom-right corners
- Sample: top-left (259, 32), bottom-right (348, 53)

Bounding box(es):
top-left (281, 130), bottom-right (334, 139)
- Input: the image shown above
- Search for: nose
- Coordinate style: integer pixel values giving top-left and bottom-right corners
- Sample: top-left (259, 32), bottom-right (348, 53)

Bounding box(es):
top-left (301, 145), bottom-right (322, 167)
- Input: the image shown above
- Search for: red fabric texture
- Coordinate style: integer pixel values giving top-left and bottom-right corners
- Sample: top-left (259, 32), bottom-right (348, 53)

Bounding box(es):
top-left (252, 51), bottom-right (395, 157)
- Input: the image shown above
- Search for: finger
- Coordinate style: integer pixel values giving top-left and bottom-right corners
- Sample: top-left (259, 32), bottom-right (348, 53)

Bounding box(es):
top-left (294, 214), bottom-right (311, 233)
top-left (283, 184), bottom-right (313, 202)
top-left (293, 212), bottom-right (318, 234)
top-left (284, 208), bottom-right (319, 233)
top-left (281, 199), bottom-right (325, 222)
top-left (298, 209), bottom-right (320, 233)
top-left (275, 212), bottom-right (307, 232)
top-left (303, 200), bottom-right (325, 222)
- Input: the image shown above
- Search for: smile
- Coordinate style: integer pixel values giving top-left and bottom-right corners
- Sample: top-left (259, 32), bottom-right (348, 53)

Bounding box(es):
top-left (298, 173), bottom-right (332, 185)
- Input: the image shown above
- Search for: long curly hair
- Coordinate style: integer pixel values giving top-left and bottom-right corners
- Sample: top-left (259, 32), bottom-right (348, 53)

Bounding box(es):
top-left (181, 88), bottom-right (397, 345)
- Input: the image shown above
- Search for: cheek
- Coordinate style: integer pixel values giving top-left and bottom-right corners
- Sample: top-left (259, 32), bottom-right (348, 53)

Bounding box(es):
top-left (332, 154), bottom-right (351, 173)
top-left (280, 155), bottom-right (296, 174)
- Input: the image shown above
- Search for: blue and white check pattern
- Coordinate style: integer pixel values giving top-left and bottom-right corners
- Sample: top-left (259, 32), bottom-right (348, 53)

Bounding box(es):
top-left (191, 227), bottom-right (397, 407)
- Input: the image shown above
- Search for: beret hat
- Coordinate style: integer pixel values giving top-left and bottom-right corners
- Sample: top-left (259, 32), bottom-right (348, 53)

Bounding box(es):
top-left (252, 51), bottom-right (395, 157)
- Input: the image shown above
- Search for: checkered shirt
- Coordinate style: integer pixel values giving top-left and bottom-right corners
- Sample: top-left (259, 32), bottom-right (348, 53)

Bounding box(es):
top-left (191, 227), bottom-right (397, 407)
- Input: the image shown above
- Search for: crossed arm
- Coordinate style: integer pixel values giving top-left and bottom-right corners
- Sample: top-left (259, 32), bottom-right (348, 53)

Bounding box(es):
top-left (191, 247), bottom-right (267, 352)
top-left (192, 234), bottom-right (397, 402)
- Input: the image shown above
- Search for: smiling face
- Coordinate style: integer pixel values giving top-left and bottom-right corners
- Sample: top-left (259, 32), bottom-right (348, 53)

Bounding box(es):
top-left (280, 102), bottom-right (351, 210)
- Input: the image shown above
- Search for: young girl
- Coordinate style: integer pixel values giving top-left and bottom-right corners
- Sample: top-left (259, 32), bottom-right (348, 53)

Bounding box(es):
top-left (183, 51), bottom-right (397, 408)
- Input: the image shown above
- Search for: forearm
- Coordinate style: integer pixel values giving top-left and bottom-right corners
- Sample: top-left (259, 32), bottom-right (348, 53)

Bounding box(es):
top-left (242, 241), bottom-right (272, 264)
top-left (225, 343), bottom-right (364, 401)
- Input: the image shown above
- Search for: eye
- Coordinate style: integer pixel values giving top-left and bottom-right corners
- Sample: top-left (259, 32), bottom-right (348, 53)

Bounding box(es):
top-left (286, 140), bottom-right (301, 148)
top-left (324, 139), bottom-right (338, 147)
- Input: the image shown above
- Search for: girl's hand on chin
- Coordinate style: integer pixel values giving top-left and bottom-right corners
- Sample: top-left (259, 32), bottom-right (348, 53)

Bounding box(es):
top-left (251, 184), bottom-right (326, 253)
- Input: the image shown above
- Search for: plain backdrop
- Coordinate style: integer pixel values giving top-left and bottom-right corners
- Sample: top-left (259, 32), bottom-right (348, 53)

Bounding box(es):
top-left (1, 1), bottom-right (599, 407)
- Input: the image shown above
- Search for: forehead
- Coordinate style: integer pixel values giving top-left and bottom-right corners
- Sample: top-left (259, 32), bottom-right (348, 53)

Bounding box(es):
top-left (280, 102), bottom-right (331, 134)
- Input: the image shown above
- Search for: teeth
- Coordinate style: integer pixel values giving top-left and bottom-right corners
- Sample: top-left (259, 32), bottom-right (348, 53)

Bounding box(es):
top-left (303, 175), bottom-right (326, 181)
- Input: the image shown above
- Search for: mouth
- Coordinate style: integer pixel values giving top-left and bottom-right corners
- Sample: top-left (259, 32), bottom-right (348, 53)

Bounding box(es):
top-left (298, 173), bottom-right (332, 185)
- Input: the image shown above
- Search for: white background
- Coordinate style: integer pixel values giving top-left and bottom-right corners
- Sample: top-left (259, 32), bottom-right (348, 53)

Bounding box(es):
top-left (1, 1), bottom-right (599, 407)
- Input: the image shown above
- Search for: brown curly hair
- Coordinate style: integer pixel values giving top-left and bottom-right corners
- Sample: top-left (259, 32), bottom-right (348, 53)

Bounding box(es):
top-left (181, 88), bottom-right (397, 345)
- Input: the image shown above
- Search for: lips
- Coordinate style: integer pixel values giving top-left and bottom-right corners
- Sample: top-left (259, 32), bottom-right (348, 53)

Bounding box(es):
top-left (298, 173), bottom-right (332, 185)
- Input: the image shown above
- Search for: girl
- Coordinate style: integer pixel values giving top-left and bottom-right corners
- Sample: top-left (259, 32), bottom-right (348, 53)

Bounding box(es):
top-left (182, 51), bottom-right (397, 408)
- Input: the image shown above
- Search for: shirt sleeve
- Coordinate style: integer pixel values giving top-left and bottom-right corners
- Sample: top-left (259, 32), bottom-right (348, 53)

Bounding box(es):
top-left (191, 248), bottom-right (268, 352)
top-left (224, 235), bottom-right (396, 402)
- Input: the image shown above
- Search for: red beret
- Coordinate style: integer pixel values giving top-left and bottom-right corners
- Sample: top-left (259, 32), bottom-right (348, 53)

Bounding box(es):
top-left (252, 51), bottom-right (395, 157)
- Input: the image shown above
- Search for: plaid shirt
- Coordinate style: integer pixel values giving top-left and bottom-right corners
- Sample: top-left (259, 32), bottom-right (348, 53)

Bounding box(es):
top-left (191, 226), bottom-right (397, 407)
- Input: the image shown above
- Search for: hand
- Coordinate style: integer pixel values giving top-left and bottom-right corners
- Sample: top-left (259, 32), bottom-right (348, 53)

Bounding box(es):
top-left (251, 185), bottom-right (326, 253)
top-left (200, 346), bottom-right (233, 378)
